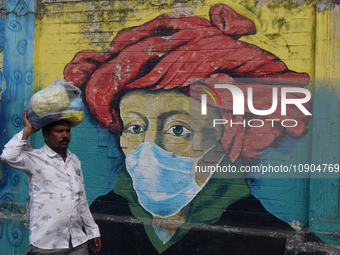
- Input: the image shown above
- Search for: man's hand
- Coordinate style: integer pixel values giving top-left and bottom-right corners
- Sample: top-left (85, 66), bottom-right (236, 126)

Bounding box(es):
top-left (90, 237), bottom-right (101, 253)
top-left (22, 109), bottom-right (39, 140)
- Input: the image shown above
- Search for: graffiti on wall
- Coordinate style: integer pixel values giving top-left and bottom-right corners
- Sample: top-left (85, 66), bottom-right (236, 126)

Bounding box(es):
top-left (63, 4), bottom-right (322, 254)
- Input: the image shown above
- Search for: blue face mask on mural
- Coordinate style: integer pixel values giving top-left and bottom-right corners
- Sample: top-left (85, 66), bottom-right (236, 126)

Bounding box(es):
top-left (125, 142), bottom-right (212, 218)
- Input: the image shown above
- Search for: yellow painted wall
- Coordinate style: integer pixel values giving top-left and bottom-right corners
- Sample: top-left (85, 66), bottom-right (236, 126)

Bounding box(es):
top-left (34, 0), bottom-right (327, 92)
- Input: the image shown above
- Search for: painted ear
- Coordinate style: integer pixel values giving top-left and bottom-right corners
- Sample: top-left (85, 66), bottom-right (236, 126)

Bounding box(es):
top-left (209, 4), bottom-right (256, 39)
top-left (63, 50), bottom-right (113, 88)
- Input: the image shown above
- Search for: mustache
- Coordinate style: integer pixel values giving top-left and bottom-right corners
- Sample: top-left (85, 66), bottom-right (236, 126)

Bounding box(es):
top-left (60, 138), bottom-right (70, 144)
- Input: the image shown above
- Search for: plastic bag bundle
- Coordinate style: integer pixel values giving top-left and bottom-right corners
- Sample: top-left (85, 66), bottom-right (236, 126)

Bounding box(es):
top-left (27, 77), bottom-right (84, 130)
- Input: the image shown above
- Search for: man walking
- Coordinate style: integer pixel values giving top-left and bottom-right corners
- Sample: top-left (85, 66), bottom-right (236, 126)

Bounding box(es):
top-left (1, 110), bottom-right (101, 254)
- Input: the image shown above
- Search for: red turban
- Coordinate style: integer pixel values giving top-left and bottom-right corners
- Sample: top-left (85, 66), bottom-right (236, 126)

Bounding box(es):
top-left (64, 4), bottom-right (311, 162)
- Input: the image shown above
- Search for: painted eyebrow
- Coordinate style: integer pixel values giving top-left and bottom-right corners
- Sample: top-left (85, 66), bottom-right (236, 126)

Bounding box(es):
top-left (125, 111), bottom-right (149, 126)
top-left (125, 110), bottom-right (190, 131)
top-left (157, 110), bottom-right (190, 120)
top-left (126, 110), bottom-right (189, 120)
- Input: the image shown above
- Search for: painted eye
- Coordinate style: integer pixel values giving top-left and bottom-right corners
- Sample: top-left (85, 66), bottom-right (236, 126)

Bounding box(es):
top-left (126, 125), bottom-right (145, 134)
top-left (165, 125), bottom-right (191, 136)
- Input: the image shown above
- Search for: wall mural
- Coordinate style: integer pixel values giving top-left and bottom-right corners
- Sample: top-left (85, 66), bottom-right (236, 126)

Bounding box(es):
top-left (0, 0), bottom-right (338, 254)
top-left (62, 4), bottom-right (325, 254)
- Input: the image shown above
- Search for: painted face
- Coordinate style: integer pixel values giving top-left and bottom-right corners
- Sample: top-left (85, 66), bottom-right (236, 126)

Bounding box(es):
top-left (119, 89), bottom-right (223, 158)
top-left (43, 122), bottom-right (71, 153)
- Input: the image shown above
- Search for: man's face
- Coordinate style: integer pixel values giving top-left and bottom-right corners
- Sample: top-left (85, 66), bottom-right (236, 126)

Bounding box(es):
top-left (43, 122), bottom-right (71, 153)
top-left (119, 89), bottom-right (223, 158)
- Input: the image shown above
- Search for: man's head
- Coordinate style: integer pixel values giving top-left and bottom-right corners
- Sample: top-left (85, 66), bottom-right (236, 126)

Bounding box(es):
top-left (42, 120), bottom-right (71, 154)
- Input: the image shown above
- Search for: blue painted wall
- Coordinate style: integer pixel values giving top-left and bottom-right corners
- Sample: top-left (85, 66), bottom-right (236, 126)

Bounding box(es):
top-left (0, 0), bottom-right (35, 253)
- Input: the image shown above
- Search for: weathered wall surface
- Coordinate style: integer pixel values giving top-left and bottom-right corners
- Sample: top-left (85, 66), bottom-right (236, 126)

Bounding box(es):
top-left (0, 0), bottom-right (340, 254)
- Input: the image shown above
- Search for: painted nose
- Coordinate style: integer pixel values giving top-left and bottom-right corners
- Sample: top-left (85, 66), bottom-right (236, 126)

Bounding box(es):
top-left (144, 130), bottom-right (158, 144)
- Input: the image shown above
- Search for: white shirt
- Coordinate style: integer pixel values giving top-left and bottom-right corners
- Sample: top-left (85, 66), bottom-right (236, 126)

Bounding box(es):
top-left (1, 131), bottom-right (100, 249)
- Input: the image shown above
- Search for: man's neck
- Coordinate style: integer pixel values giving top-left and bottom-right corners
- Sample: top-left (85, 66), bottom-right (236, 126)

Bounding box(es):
top-left (59, 151), bottom-right (67, 162)
top-left (47, 145), bottom-right (67, 162)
